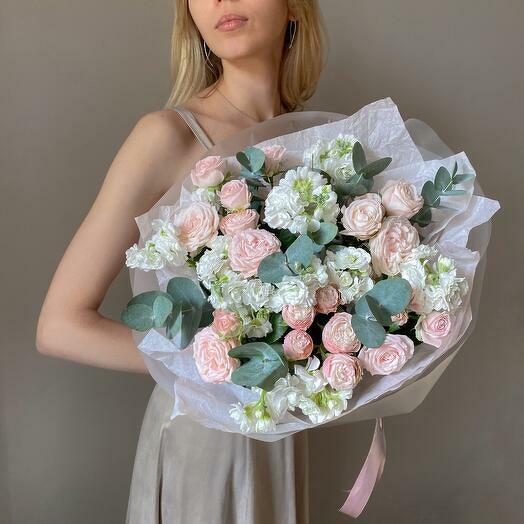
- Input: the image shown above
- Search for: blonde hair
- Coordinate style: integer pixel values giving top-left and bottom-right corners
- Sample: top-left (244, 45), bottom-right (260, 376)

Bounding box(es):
top-left (164, 0), bottom-right (329, 112)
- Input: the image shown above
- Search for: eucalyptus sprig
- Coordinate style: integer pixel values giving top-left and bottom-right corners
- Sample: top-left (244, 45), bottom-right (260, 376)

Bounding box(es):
top-left (410, 161), bottom-right (475, 227)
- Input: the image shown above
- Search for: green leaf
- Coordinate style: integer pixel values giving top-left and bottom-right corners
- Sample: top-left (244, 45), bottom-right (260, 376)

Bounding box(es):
top-left (277, 229), bottom-right (298, 251)
top-left (128, 290), bottom-right (173, 308)
top-left (435, 166), bottom-right (452, 192)
top-left (441, 189), bottom-right (467, 196)
top-left (361, 157), bottom-right (392, 179)
top-left (351, 314), bottom-right (386, 348)
top-left (410, 206), bottom-right (432, 227)
top-left (352, 142), bottom-right (367, 173)
top-left (229, 342), bottom-right (288, 390)
top-left (263, 313), bottom-right (289, 344)
top-left (166, 277), bottom-right (206, 348)
top-left (421, 180), bottom-right (440, 208)
top-left (244, 146), bottom-right (266, 172)
top-left (199, 300), bottom-right (214, 328)
top-left (355, 295), bottom-right (392, 326)
top-left (309, 222), bottom-right (338, 245)
top-left (152, 295), bottom-right (173, 328)
top-left (121, 303), bottom-right (155, 331)
top-left (166, 303), bottom-right (182, 339)
top-left (258, 252), bottom-right (293, 283)
top-left (286, 235), bottom-right (315, 271)
top-left (452, 173), bottom-right (475, 184)
top-left (365, 277), bottom-right (412, 316)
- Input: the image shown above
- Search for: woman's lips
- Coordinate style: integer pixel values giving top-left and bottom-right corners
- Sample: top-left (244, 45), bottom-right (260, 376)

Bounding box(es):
top-left (216, 18), bottom-right (248, 32)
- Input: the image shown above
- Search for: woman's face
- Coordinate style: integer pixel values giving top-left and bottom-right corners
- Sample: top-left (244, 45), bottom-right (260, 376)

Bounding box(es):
top-left (188, 0), bottom-right (292, 61)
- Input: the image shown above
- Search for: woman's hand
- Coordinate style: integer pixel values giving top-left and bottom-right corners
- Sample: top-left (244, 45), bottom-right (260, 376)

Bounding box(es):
top-left (35, 109), bottom-right (197, 373)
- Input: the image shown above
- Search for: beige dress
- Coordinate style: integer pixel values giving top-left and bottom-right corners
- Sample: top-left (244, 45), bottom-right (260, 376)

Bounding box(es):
top-left (125, 107), bottom-right (310, 524)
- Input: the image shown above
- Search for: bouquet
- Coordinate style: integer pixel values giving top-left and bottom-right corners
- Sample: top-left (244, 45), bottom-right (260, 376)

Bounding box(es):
top-left (123, 98), bottom-right (499, 516)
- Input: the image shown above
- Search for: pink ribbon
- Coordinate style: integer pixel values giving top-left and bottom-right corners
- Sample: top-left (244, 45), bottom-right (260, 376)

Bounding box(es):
top-left (339, 418), bottom-right (387, 518)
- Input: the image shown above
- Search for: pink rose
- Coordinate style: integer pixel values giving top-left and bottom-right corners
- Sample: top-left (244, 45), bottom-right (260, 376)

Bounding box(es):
top-left (379, 179), bottom-right (424, 218)
top-left (391, 310), bottom-right (409, 326)
top-left (322, 312), bottom-right (361, 354)
top-left (218, 179), bottom-right (251, 210)
top-left (340, 193), bottom-right (385, 240)
top-left (219, 209), bottom-right (259, 236)
top-left (190, 155), bottom-right (225, 188)
top-left (228, 228), bottom-right (281, 277)
top-left (415, 311), bottom-right (451, 348)
top-left (260, 145), bottom-right (286, 174)
top-left (212, 309), bottom-right (241, 339)
top-left (283, 330), bottom-right (314, 361)
top-left (322, 354), bottom-right (363, 391)
top-left (315, 284), bottom-right (340, 314)
top-left (369, 215), bottom-right (419, 276)
top-left (192, 326), bottom-right (239, 384)
top-left (358, 334), bottom-right (414, 376)
top-left (174, 201), bottom-right (220, 252)
top-left (282, 304), bottom-right (316, 330)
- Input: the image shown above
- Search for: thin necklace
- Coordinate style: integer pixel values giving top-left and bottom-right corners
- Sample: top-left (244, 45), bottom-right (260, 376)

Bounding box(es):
top-left (215, 87), bottom-right (284, 123)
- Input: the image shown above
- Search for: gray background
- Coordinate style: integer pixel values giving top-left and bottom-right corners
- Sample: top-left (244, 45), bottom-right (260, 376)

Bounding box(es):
top-left (1, 1), bottom-right (522, 522)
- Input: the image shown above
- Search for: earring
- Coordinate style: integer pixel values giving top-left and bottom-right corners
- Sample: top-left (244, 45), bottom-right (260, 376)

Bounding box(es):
top-left (288, 20), bottom-right (297, 49)
top-left (203, 41), bottom-right (214, 68)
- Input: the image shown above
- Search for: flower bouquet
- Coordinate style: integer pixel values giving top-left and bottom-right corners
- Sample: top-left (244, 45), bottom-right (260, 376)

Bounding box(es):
top-left (123, 98), bottom-right (499, 516)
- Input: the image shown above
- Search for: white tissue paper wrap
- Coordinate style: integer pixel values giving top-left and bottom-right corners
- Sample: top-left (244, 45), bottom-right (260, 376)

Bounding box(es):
top-left (128, 98), bottom-right (500, 442)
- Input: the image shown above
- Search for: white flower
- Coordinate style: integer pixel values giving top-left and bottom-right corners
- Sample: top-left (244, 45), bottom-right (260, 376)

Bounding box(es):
top-left (298, 256), bottom-right (329, 295)
top-left (241, 279), bottom-right (274, 310)
top-left (272, 276), bottom-right (315, 309)
top-left (192, 187), bottom-right (220, 208)
top-left (229, 390), bottom-right (277, 433)
top-left (265, 374), bottom-right (303, 420)
top-left (263, 166), bottom-right (339, 234)
top-left (125, 218), bottom-right (187, 271)
top-left (196, 235), bottom-right (230, 288)
top-left (241, 309), bottom-right (273, 339)
top-left (325, 246), bottom-right (371, 272)
top-left (297, 387), bottom-right (353, 424)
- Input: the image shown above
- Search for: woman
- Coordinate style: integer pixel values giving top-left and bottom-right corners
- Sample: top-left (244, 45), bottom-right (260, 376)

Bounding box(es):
top-left (36, 0), bottom-right (327, 522)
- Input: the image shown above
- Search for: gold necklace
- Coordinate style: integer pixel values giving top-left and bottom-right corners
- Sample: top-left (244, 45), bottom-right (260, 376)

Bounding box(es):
top-left (215, 87), bottom-right (284, 123)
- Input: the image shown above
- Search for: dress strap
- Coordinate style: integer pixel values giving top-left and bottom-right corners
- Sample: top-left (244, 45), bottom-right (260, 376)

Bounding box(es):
top-left (169, 106), bottom-right (215, 150)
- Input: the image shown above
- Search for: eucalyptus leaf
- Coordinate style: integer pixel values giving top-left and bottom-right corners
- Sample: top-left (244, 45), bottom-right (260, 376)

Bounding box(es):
top-left (152, 295), bottom-right (173, 328)
top-left (166, 303), bottom-right (182, 339)
top-left (452, 173), bottom-right (475, 184)
top-left (244, 146), bottom-right (266, 172)
top-left (361, 157), bottom-right (392, 179)
top-left (309, 222), bottom-right (338, 245)
top-left (410, 206), bottom-right (432, 227)
top-left (128, 290), bottom-right (173, 308)
top-left (421, 180), bottom-right (440, 207)
top-left (365, 277), bottom-right (412, 316)
top-left (351, 314), bottom-right (386, 348)
top-left (263, 313), bottom-right (289, 344)
top-left (229, 342), bottom-right (288, 390)
top-left (441, 189), bottom-right (467, 196)
top-left (121, 303), bottom-right (154, 332)
top-left (355, 295), bottom-right (392, 326)
top-left (258, 252), bottom-right (292, 283)
top-left (199, 300), bottom-right (214, 328)
top-left (277, 229), bottom-right (298, 250)
top-left (286, 235), bottom-right (315, 271)
top-left (352, 142), bottom-right (367, 173)
top-left (435, 166), bottom-right (452, 191)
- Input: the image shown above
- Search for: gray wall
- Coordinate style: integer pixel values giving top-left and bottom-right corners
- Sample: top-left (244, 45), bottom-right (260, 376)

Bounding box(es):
top-left (1, 1), bottom-right (521, 523)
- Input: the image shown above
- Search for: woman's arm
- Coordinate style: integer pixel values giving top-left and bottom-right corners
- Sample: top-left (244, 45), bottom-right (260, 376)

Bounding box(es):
top-left (35, 109), bottom-right (193, 373)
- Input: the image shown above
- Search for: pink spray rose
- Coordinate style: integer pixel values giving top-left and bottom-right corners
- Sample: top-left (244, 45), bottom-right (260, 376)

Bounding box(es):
top-left (190, 155), bottom-right (225, 188)
top-left (192, 326), bottom-right (239, 384)
top-left (260, 145), bottom-right (286, 175)
top-left (282, 304), bottom-right (316, 330)
top-left (315, 284), bottom-right (341, 314)
top-left (379, 179), bottom-right (424, 218)
top-left (283, 330), bottom-right (314, 361)
top-left (219, 209), bottom-right (259, 236)
top-left (415, 311), bottom-right (452, 348)
top-left (369, 215), bottom-right (419, 276)
top-left (340, 193), bottom-right (385, 240)
top-left (218, 179), bottom-right (251, 210)
top-left (322, 353), bottom-right (363, 391)
top-left (358, 334), bottom-right (414, 376)
top-left (212, 309), bottom-right (242, 339)
top-left (391, 310), bottom-right (409, 326)
top-left (228, 228), bottom-right (281, 277)
top-left (174, 201), bottom-right (220, 252)
top-left (322, 312), bottom-right (361, 354)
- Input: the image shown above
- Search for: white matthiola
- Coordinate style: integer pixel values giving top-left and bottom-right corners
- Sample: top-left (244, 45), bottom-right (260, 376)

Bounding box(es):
top-left (195, 235), bottom-right (230, 289)
top-left (241, 279), bottom-right (274, 310)
top-left (270, 275), bottom-right (315, 311)
top-left (192, 186), bottom-right (221, 208)
top-left (229, 389), bottom-right (277, 433)
top-left (241, 308), bottom-right (273, 339)
top-left (265, 374), bottom-right (303, 420)
top-left (399, 245), bottom-right (469, 314)
top-left (209, 269), bottom-right (247, 311)
top-left (263, 166), bottom-right (339, 234)
top-left (325, 247), bottom-right (374, 304)
top-left (298, 256), bottom-right (329, 295)
top-left (125, 218), bottom-right (187, 271)
top-left (303, 134), bottom-right (359, 186)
